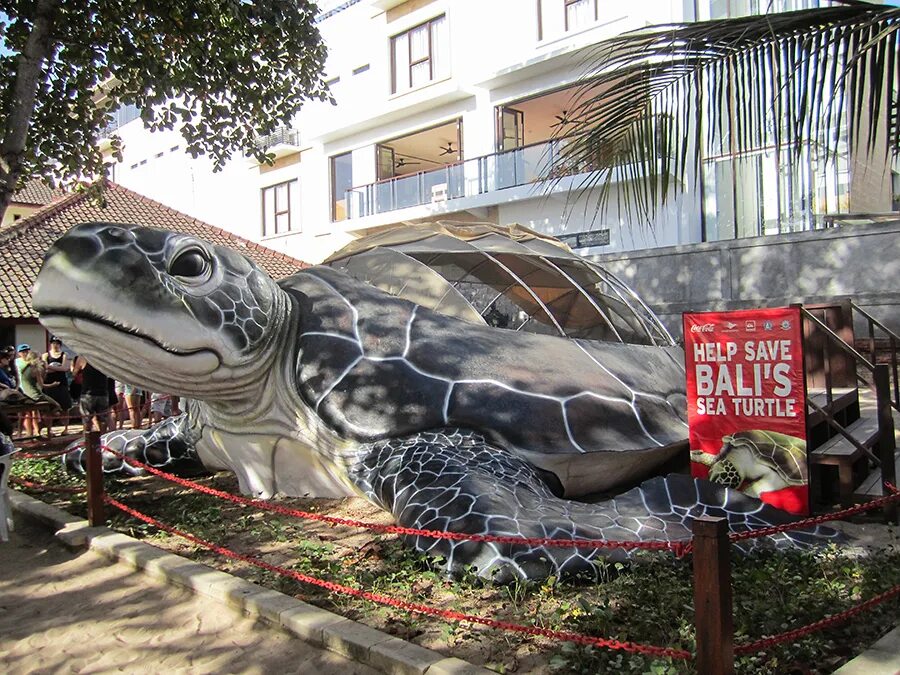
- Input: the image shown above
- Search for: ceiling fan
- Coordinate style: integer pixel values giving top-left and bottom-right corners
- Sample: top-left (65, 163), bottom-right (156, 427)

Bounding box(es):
top-left (438, 142), bottom-right (456, 156)
top-left (395, 157), bottom-right (422, 169)
top-left (551, 110), bottom-right (572, 128)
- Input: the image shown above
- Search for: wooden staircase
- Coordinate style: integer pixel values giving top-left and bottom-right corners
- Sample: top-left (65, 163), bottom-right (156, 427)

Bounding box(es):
top-left (802, 301), bottom-right (898, 517)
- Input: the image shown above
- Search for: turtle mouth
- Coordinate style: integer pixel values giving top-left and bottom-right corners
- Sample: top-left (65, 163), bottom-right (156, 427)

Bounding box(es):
top-left (39, 308), bottom-right (203, 356)
top-left (38, 310), bottom-right (221, 385)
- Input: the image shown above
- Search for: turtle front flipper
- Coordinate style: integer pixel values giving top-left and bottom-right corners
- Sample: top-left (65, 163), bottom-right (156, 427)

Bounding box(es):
top-left (63, 413), bottom-right (206, 477)
top-left (350, 428), bottom-right (844, 583)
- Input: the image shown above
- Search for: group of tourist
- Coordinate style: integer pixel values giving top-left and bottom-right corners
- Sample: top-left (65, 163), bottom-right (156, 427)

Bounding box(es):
top-left (0, 338), bottom-right (177, 437)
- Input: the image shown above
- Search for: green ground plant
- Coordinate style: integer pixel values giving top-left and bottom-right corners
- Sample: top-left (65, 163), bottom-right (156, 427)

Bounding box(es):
top-left (11, 456), bottom-right (900, 674)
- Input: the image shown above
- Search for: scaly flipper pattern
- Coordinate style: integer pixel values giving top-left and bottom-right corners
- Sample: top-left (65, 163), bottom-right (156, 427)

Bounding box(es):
top-left (351, 428), bottom-right (844, 582)
top-left (63, 412), bottom-right (205, 476)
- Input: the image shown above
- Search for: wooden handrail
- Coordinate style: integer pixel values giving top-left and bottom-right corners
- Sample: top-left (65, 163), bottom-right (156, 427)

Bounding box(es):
top-left (801, 303), bottom-right (894, 519)
top-left (800, 308), bottom-right (874, 371)
top-left (852, 302), bottom-right (900, 344)
top-left (849, 299), bottom-right (899, 411)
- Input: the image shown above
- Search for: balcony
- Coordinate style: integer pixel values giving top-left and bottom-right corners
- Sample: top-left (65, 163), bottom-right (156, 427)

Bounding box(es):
top-left (253, 127), bottom-right (301, 159)
top-left (346, 139), bottom-right (583, 219)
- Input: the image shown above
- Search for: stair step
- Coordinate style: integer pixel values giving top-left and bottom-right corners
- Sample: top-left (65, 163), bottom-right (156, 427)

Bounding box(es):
top-left (806, 387), bottom-right (859, 429)
top-left (856, 451), bottom-right (900, 498)
top-left (810, 412), bottom-right (880, 460)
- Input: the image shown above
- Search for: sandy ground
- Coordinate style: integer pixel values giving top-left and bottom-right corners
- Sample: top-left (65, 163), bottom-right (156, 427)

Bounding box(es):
top-left (0, 516), bottom-right (378, 675)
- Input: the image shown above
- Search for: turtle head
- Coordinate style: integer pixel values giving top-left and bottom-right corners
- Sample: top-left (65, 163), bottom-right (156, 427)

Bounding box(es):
top-left (33, 223), bottom-right (288, 400)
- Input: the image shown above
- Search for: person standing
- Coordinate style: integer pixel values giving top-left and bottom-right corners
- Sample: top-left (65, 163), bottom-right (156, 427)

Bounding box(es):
top-left (148, 392), bottom-right (175, 424)
top-left (115, 381), bottom-right (143, 430)
top-left (18, 350), bottom-right (60, 438)
top-left (72, 355), bottom-right (114, 433)
top-left (41, 337), bottom-right (73, 435)
top-left (14, 344), bottom-right (30, 384)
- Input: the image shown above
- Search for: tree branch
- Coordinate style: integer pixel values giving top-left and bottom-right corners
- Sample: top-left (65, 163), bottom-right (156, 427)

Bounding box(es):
top-left (0, 0), bottom-right (59, 219)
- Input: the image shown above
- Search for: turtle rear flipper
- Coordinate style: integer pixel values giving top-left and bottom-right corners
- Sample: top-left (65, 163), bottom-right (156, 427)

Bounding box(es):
top-left (350, 428), bottom-right (845, 582)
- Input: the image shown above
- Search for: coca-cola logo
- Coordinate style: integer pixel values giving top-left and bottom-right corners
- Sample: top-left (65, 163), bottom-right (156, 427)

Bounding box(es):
top-left (690, 323), bottom-right (715, 333)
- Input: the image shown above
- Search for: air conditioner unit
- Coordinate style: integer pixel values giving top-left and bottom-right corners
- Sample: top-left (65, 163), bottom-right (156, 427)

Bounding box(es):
top-left (431, 183), bottom-right (448, 203)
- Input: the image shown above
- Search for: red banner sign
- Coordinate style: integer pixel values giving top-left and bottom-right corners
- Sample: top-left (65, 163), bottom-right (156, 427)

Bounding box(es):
top-left (683, 307), bottom-right (809, 515)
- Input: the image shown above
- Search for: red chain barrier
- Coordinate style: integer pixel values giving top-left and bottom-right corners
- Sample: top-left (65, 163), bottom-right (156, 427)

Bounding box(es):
top-left (16, 447), bottom-right (73, 460)
top-left (104, 448), bottom-right (689, 555)
top-left (104, 495), bottom-right (691, 660)
top-left (10, 476), bottom-right (84, 494)
top-left (735, 583), bottom-right (900, 655)
top-left (727, 483), bottom-right (900, 545)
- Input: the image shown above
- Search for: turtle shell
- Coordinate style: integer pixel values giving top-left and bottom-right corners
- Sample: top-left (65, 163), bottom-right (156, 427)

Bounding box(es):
top-left (325, 221), bottom-right (675, 347)
top-left (723, 430), bottom-right (808, 485)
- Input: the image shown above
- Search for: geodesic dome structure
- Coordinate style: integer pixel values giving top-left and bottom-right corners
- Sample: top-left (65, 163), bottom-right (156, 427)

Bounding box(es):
top-left (326, 221), bottom-right (674, 347)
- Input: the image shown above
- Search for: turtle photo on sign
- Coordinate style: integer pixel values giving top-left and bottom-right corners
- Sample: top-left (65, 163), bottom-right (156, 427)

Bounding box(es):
top-left (691, 430), bottom-right (808, 498)
top-left (33, 222), bottom-right (841, 582)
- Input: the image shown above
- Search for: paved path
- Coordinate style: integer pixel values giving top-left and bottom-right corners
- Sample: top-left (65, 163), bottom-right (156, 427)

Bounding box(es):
top-left (0, 517), bottom-right (377, 675)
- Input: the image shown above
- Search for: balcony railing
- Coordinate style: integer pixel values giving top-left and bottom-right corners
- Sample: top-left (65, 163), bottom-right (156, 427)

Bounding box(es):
top-left (346, 139), bottom-right (583, 219)
top-left (255, 127), bottom-right (300, 153)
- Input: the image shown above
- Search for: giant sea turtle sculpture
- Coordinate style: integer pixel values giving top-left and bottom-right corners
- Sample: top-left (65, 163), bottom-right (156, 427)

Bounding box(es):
top-left (32, 222), bottom-right (841, 582)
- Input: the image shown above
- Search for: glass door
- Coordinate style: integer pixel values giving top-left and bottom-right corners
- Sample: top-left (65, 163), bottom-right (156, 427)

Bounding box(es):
top-left (376, 144), bottom-right (395, 181)
top-left (496, 107), bottom-right (524, 152)
top-left (496, 107), bottom-right (525, 189)
top-left (375, 144), bottom-right (396, 213)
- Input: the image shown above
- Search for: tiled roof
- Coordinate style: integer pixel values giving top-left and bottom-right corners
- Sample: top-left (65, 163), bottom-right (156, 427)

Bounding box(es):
top-left (0, 181), bottom-right (307, 319)
top-left (9, 178), bottom-right (69, 206)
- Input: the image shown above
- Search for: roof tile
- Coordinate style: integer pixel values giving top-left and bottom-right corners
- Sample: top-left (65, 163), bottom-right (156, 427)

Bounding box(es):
top-left (8, 178), bottom-right (69, 207)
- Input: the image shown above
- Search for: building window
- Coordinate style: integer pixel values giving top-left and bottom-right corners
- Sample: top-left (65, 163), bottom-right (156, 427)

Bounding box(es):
top-left (261, 179), bottom-right (298, 236)
top-left (564, 0), bottom-right (597, 31)
top-left (331, 152), bottom-right (353, 222)
top-left (101, 103), bottom-right (142, 136)
top-left (391, 15), bottom-right (448, 95)
top-left (701, 0), bottom-right (819, 20)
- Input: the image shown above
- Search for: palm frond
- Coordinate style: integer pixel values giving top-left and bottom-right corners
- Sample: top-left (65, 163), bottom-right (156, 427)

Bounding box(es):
top-left (553, 3), bottom-right (900, 225)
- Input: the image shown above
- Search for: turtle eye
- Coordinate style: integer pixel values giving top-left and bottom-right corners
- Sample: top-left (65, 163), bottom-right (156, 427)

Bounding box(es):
top-left (169, 247), bottom-right (209, 279)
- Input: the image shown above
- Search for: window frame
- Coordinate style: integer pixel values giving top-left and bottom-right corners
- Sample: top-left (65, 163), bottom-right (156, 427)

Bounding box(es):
top-left (563, 0), bottom-right (597, 32)
top-left (261, 179), bottom-right (298, 237)
top-left (390, 15), bottom-right (446, 95)
top-left (330, 151), bottom-right (353, 222)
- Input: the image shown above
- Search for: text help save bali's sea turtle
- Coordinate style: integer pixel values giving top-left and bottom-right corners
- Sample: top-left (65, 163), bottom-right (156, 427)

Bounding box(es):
top-left (691, 430), bottom-right (808, 497)
top-left (32, 222), bottom-right (841, 582)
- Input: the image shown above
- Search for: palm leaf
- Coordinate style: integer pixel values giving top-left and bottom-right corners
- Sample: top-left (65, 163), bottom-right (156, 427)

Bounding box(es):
top-left (552, 2), bottom-right (900, 225)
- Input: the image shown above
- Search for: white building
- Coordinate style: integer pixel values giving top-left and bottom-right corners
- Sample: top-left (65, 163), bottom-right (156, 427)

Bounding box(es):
top-left (102, 0), bottom-right (898, 264)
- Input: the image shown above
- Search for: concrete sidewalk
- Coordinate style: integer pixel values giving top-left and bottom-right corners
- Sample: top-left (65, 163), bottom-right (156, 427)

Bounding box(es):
top-left (1, 495), bottom-right (489, 675)
top-left (0, 517), bottom-right (379, 675)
